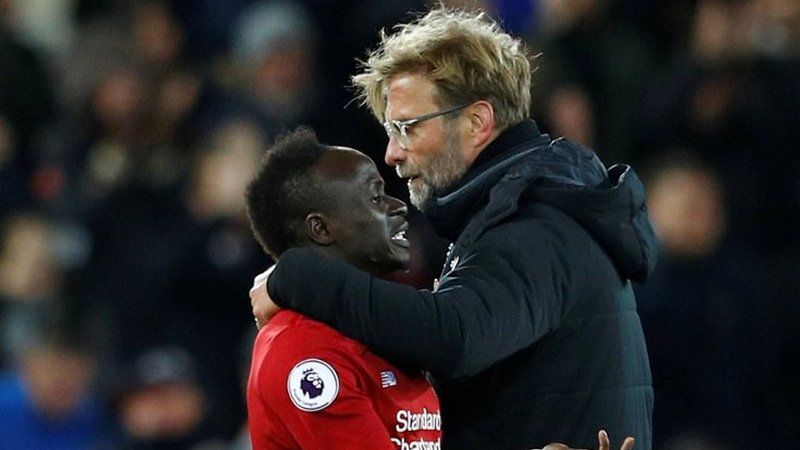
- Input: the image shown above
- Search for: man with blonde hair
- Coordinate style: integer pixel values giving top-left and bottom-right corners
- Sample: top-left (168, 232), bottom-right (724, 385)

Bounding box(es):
top-left (251, 7), bottom-right (656, 449)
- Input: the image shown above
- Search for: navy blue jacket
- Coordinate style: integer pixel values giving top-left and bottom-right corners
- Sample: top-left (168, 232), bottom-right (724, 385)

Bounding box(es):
top-left (268, 121), bottom-right (657, 449)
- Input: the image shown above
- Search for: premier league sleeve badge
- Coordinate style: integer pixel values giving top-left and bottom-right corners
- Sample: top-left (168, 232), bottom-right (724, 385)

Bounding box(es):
top-left (287, 359), bottom-right (340, 412)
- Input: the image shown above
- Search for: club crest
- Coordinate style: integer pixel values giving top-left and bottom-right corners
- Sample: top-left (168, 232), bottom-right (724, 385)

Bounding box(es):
top-left (449, 255), bottom-right (460, 272)
top-left (287, 359), bottom-right (339, 412)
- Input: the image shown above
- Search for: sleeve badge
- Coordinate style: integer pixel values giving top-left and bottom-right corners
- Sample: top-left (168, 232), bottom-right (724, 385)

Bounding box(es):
top-left (287, 358), bottom-right (340, 412)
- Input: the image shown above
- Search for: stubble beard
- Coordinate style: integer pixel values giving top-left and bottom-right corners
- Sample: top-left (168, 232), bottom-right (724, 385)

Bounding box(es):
top-left (399, 125), bottom-right (469, 211)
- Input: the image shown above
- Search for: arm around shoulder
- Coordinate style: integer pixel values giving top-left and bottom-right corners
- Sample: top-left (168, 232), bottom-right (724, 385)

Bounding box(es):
top-left (268, 237), bottom-right (566, 379)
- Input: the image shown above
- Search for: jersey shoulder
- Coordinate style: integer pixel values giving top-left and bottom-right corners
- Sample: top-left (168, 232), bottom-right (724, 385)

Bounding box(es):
top-left (251, 311), bottom-right (366, 388)
top-left (250, 311), bottom-right (368, 413)
top-left (260, 310), bottom-right (366, 358)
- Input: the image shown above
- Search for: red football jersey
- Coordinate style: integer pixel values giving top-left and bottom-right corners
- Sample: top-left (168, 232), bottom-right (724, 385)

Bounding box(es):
top-left (248, 310), bottom-right (442, 449)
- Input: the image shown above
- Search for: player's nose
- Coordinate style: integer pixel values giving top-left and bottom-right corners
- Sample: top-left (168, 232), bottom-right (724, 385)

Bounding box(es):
top-left (387, 195), bottom-right (407, 217)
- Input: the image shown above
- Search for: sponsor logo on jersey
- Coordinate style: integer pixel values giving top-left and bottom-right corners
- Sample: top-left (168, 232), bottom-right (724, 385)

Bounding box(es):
top-left (390, 437), bottom-right (442, 450)
top-left (287, 359), bottom-right (339, 412)
top-left (381, 370), bottom-right (397, 388)
top-left (395, 408), bottom-right (442, 432)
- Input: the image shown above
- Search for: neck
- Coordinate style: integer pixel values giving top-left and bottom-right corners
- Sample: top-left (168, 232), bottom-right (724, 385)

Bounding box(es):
top-left (466, 129), bottom-right (502, 166)
top-left (305, 245), bottom-right (387, 276)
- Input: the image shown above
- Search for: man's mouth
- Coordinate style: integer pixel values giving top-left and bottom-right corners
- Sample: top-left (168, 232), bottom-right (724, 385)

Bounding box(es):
top-left (390, 224), bottom-right (410, 248)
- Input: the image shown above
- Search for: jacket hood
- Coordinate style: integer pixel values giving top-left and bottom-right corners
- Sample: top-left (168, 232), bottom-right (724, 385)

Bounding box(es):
top-left (424, 121), bottom-right (658, 281)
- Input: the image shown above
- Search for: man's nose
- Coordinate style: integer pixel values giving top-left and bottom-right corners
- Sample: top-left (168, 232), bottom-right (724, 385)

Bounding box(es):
top-left (385, 137), bottom-right (406, 167)
top-left (387, 195), bottom-right (408, 217)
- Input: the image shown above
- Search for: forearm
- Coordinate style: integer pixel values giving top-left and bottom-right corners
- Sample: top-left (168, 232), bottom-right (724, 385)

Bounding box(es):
top-left (269, 247), bottom-right (464, 374)
top-left (268, 247), bottom-right (554, 378)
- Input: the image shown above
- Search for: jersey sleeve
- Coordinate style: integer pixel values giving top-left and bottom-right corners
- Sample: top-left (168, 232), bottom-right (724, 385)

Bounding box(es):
top-left (255, 329), bottom-right (395, 450)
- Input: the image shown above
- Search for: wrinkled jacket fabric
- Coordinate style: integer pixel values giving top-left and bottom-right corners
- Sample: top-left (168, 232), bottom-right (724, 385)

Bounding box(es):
top-left (269, 121), bottom-right (656, 449)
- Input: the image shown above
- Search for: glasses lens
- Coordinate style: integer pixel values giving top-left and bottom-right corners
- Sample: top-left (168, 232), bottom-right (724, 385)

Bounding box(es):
top-left (383, 121), bottom-right (410, 148)
top-left (383, 121), bottom-right (394, 139)
top-left (397, 123), bottom-right (410, 147)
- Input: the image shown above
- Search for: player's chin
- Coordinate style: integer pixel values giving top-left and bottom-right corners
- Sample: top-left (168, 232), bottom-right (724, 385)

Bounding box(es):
top-left (386, 248), bottom-right (411, 272)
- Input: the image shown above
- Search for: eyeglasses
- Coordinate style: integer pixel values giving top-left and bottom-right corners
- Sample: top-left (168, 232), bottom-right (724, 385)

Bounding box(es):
top-left (383, 104), bottom-right (469, 149)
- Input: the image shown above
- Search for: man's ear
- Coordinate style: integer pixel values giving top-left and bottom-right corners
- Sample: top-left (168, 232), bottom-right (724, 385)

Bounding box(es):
top-left (306, 213), bottom-right (334, 246)
top-left (467, 100), bottom-right (496, 148)
top-left (461, 100), bottom-right (498, 166)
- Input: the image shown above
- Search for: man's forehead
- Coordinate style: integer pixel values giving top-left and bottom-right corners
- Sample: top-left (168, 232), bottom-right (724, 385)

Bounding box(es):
top-left (313, 147), bottom-right (379, 183)
top-left (385, 72), bottom-right (438, 115)
top-left (387, 72), bottom-right (433, 92)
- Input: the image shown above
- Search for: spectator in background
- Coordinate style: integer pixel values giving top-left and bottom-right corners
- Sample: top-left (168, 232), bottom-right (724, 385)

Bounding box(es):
top-left (228, 328), bottom-right (258, 450)
top-left (109, 346), bottom-right (212, 450)
top-left (76, 119), bottom-right (265, 445)
top-left (754, 0), bottom-right (800, 59)
top-left (78, 67), bottom-right (150, 202)
top-left (0, 313), bottom-right (105, 450)
top-left (0, 0), bottom-right (56, 145)
top-left (80, 114), bottom-right (262, 440)
top-left (635, 152), bottom-right (766, 450)
top-left (59, 54), bottom-right (187, 215)
top-left (635, 0), bottom-right (800, 256)
top-left (55, 0), bottom-right (250, 218)
top-left (80, 162), bottom-right (192, 364)
top-left (40, 4), bottom-right (271, 444)
top-left (631, 6), bottom-right (800, 443)
top-left (0, 213), bottom-right (63, 367)
top-left (131, 0), bottom-right (184, 74)
top-left (228, 0), bottom-right (322, 135)
top-left (164, 117), bottom-right (268, 441)
top-left (0, 115), bottom-right (30, 219)
top-left (529, 0), bottom-right (657, 164)
top-left (0, 0), bottom-right (56, 207)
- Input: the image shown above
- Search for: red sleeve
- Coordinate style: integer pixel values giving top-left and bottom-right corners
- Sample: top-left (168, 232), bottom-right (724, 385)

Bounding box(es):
top-left (256, 327), bottom-right (395, 450)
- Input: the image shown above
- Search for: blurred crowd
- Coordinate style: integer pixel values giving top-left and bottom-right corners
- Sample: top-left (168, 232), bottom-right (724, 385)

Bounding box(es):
top-left (0, 0), bottom-right (798, 449)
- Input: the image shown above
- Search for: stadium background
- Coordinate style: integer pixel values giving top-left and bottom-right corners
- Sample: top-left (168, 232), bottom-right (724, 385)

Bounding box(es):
top-left (0, 0), bottom-right (797, 449)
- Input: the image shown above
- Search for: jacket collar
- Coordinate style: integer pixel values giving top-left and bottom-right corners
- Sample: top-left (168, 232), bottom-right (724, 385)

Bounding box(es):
top-left (464, 120), bottom-right (546, 181)
top-left (423, 120), bottom-right (550, 241)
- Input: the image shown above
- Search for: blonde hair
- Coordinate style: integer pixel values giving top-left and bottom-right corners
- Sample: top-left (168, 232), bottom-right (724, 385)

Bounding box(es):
top-left (352, 7), bottom-right (532, 132)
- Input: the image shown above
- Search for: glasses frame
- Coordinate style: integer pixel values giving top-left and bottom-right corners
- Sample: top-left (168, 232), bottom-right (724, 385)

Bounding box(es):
top-left (383, 103), bottom-right (470, 149)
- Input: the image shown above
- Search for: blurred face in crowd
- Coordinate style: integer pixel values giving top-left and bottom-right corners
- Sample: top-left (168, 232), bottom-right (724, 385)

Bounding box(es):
top-left (133, 0), bottom-right (183, 68)
top-left (254, 43), bottom-right (313, 111)
top-left (0, 214), bottom-right (60, 300)
top-left (119, 382), bottom-right (205, 440)
top-left (188, 120), bottom-right (264, 220)
top-left (22, 346), bottom-right (95, 420)
top-left (547, 86), bottom-right (596, 148)
top-left (383, 72), bottom-right (472, 210)
top-left (648, 166), bottom-right (725, 258)
top-left (92, 70), bottom-right (146, 136)
top-left (309, 148), bottom-right (410, 275)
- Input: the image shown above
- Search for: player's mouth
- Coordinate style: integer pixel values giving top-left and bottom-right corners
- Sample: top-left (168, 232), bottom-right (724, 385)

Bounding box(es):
top-left (390, 222), bottom-right (410, 248)
top-left (407, 175), bottom-right (422, 190)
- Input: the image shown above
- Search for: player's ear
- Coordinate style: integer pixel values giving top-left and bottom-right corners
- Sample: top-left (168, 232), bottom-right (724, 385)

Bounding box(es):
top-left (306, 213), bottom-right (334, 246)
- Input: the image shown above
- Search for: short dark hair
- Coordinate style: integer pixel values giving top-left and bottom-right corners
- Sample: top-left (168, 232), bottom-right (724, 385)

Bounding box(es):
top-left (245, 127), bottom-right (331, 258)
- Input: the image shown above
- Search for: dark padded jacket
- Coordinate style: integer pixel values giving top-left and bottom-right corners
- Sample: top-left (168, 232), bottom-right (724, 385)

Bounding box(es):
top-left (268, 121), bottom-right (657, 449)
